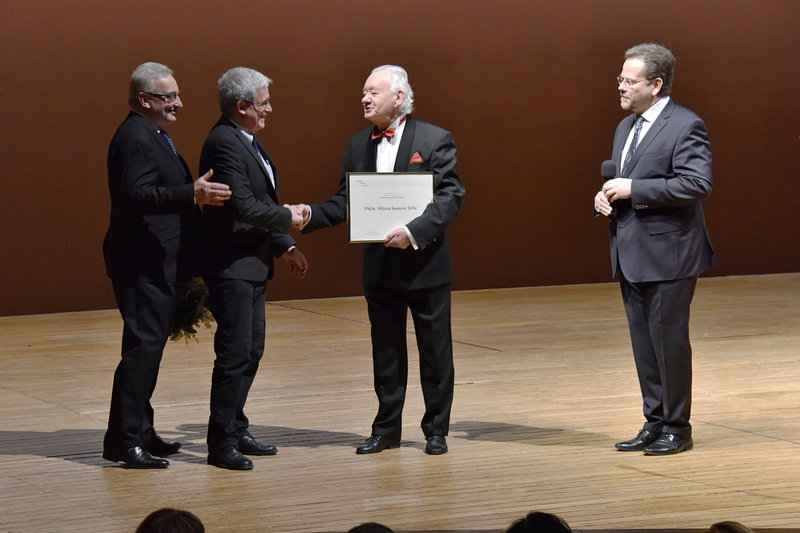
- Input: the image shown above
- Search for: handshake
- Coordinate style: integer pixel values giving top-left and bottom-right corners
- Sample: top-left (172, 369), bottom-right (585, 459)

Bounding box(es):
top-left (284, 204), bottom-right (311, 229)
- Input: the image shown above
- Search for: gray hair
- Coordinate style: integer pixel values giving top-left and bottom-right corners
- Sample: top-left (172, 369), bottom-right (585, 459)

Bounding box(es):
top-left (625, 42), bottom-right (676, 97)
top-left (129, 62), bottom-right (173, 108)
top-left (371, 64), bottom-right (414, 115)
top-left (218, 67), bottom-right (272, 114)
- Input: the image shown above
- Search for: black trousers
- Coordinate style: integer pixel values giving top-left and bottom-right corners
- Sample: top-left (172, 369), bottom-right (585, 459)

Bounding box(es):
top-left (363, 281), bottom-right (454, 441)
top-left (620, 275), bottom-right (697, 437)
top-left (104, 279), bottom-right (173, 452)
top-left (206, 278), bottom-right (266, 450)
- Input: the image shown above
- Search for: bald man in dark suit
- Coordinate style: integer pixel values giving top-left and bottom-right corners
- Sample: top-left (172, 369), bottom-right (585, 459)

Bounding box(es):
top-left (595, 43), bottom-right (715, 455)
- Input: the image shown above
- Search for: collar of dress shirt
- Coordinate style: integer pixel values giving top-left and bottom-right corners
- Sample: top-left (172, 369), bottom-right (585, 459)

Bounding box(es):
top-left (641, 96), bottom-right (670, 124)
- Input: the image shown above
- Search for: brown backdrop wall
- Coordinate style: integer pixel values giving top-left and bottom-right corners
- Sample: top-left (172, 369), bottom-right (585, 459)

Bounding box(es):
top-left (2, 0), bottom-right (799, 316)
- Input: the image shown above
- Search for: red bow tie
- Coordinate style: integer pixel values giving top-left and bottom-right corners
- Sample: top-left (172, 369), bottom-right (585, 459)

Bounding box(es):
top-left (371, 115), bottom-right (408, 141)
top-left (371, 127), bottom-right (396, 141)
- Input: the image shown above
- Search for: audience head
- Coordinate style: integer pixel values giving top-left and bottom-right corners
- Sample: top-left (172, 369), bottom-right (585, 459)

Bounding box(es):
top-left (135, 508), bottom-right (204, 533)
top-left (347, 522), bottom-right (395, 533)
top-left (507, 511), bottom-right (572, 533)
top-left (709, 521), bottom-right (755, 533)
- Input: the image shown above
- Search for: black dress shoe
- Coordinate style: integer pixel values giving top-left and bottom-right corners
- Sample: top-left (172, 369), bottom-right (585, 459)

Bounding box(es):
top-left (355, 435), bottom-right (400, 454)
top-left (615, 429), bottom-right (660, 451)
top-left (207, 446), bottom-right (253, 470)
top-left (238, 434), bottom-right (277, 456)
top-left (643, 433), bottom-right (693, 455)
top-left (103, 446), bottom-right (169, 469)
top-left (147, 433), bottom-right (182, 457)
top-left (424, 435), bottom-right (448, 455)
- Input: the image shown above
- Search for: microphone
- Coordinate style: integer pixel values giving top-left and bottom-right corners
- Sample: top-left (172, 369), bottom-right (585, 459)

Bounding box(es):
top-left (598, 160), bottom-right (617, 219)
top-left (601, 160), bottom-right (616, 181)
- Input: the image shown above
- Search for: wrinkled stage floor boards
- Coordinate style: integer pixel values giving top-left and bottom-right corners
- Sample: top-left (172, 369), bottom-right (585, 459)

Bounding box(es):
top-left (1, 273), bottom-right (799, 532)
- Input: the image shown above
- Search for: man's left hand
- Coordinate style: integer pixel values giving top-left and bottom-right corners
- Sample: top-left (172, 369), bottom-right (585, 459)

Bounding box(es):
top-left (384, 227), bottom-right (411, 249)
top-left (602, 178), bottom-right (633, 203)
top-left (281, 247), bottom-right (308, 279)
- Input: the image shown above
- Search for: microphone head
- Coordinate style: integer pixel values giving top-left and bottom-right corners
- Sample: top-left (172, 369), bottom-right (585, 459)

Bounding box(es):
top-left (601, 160), bottom-right (617, 179)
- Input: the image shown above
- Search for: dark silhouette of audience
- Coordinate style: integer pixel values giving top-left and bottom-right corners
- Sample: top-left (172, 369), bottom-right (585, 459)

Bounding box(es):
top-left (132, 508), bottom-right (759, 532)
top-left (709, 521), bottom-right (755, 533)
top-left (506, 511), bottom-right (572, 533)
top-left (135, 508), bottom-right (205, 533)
top-left (347, 522), bottom-right (395, 533)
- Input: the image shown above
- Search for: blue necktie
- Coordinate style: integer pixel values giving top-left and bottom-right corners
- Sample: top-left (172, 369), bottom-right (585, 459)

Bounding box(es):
top-left (160, 130), bottom-right (177, 155)
top-left (622, 115), bottom-right (644, 172)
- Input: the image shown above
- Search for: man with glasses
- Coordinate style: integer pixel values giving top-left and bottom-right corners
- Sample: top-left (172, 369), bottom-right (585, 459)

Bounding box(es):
top-left (594, 43), bottom-right (715, 455)
top-left (103, 62), bottom-right (231, 469)
top-left (199, 67), bottom-right (306, 470)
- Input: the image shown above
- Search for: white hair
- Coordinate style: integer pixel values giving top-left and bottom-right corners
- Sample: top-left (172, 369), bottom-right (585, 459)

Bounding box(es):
top-left (371, 64), bottom-right (414, 115)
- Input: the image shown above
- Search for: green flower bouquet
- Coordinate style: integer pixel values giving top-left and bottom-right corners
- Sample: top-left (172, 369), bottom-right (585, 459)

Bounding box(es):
top-left (169, 277), bottom-right (215, 342)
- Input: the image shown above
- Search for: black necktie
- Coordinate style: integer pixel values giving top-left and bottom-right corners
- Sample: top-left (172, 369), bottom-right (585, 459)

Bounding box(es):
top-left (622, 116), bottom-right (644, 172)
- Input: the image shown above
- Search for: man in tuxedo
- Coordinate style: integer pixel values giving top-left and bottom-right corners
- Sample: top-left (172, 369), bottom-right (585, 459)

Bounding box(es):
top-left (199, 67), bottom-right (307, 470)
top-left (300, 65), bottom-right (465, 455)
top-left (595, 43), bottom-right (715, 455)
top-left (103, 62), bottom-right (231, 468)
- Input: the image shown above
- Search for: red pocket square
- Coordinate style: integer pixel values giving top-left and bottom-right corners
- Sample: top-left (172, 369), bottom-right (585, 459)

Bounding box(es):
top-left (409, 152), bottom-right (424, 164)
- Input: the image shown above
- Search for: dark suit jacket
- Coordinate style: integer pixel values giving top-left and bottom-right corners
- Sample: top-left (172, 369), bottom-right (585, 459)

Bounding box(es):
top-left (199, 116), bottom-right (294, 282)
top-left (103, 111), bottom-right (200, 283)
top-left (304, 116), bottom-right (465, 290)
top-left (609, 99), bottom-right (715, 283)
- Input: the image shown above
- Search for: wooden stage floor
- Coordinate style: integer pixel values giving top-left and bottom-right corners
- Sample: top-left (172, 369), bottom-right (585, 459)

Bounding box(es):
top-left (1, 273), bottom-right (799, 532)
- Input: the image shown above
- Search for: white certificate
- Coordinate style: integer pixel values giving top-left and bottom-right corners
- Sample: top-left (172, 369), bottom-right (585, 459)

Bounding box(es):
top-left (347, 172), bottom-right (434, 243)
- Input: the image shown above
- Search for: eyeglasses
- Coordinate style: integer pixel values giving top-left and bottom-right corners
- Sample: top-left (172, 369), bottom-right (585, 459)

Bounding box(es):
top-left (145, 91), bottom-right (181, 104)
top-left (616, 76), bottom-right (656, 88)
top-left (250, 100), bottom-right (271, 112)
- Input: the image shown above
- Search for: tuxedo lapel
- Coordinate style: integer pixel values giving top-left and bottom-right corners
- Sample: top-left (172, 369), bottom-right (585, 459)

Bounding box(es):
top-left (362, 129), bottom-right (378, 172)
top-left (393, 116), bottom-right (416, 172)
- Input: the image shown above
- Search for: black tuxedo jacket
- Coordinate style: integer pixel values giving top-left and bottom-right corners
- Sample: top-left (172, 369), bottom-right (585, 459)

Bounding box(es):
top-left (609, 99), bottom-right (715, 283)
top-left (304, 116), bottom-right (465, 290)
top-left (103, 111), bottom-right (200, 283)
top-left (199, 116), bottom-right (294, 282)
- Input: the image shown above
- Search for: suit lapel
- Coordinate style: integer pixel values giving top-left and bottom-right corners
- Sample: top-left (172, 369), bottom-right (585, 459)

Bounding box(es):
top-left (613, 114), bottom-right (635, 172)
top-left (132, 113), bottom-right (188, 178)
top-left (251, 137), bottom-right (279, 197)
top-left (228, 120), bottom-right (278, 198)
top-left (622, 100), bottom-right (674, 178)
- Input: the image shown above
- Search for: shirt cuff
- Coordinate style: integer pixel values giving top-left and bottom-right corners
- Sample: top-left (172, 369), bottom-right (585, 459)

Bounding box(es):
top-left (403, 226), bottom-right (419, 250)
